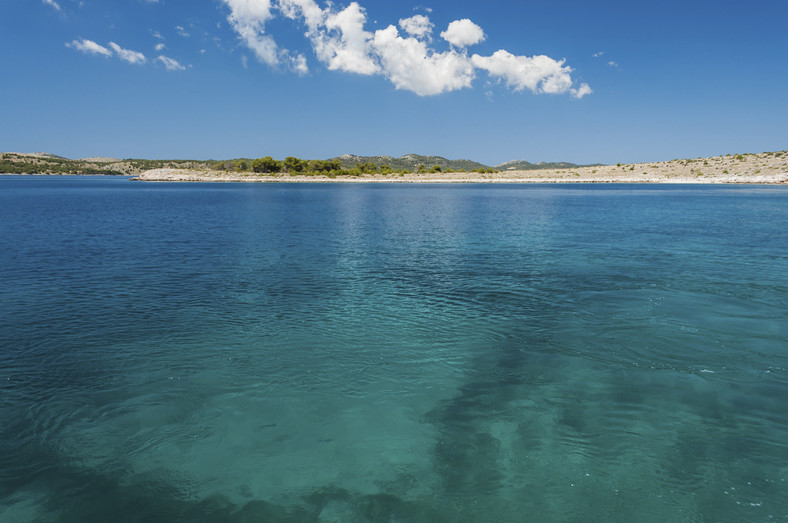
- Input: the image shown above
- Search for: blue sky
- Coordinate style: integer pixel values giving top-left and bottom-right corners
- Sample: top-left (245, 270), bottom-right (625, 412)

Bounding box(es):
top-left (2, 0), bottom-right (787, 165)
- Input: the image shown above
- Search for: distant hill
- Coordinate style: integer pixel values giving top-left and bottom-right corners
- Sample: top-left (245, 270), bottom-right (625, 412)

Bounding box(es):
top-left (0, 151), bottom-right (603, 175)
top-left (9, 152), bottom-right (69, 160)
top-left (333, 153), bottom-right (490, 172)
top-left (0, 152), bottom-right (211, 175)
top-left (80, 156), bottom-right (122, 163)
top-left (334, 154), bottom-right (600, 172)
top-left (496, 159), bottom-right (603, 171)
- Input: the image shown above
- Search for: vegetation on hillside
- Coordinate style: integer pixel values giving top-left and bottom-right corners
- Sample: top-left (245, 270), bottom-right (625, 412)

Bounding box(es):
top-left (210, 154), bottom-right (501, 177)
top-left (0, 153), bottom-right (210, 175)
top-left (0, 153), bottom-right (123, 175)
top-left (5, 150), bottom-right (783, 178)
top-left (333, 153), bottom-right (492, 173)
top-left (496, 159), bottom-right (602, 171)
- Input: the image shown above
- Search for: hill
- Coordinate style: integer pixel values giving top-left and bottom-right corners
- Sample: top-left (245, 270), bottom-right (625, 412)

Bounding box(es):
top-left (0, 153), bottom-right (211, 175)
top-left (135, 150), bottom-right (788, 184)
top-left (496, 159), bottom-right (602, 171)
top-left (333, 153), bottom-right (490, 172)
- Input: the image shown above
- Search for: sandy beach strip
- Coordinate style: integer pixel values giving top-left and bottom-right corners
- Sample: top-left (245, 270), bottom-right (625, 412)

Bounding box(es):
top-left (133, 152), bottom-right (788, 184)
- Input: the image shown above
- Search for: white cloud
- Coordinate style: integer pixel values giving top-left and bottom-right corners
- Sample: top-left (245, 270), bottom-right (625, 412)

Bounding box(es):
top-left (218, 1), bottom-right (590, 98)
top-left (399, 15), bottom-right (433, 39)
top-left (313, 2), bottom-right (378, 74)
top-left (279, 0), bottom-right (325, 30)
top-left (152, 30), bottom-right (163, 39)
top-left (608, 60), bottom-right (619, 68)
top-left (43, 0), bottom-right (61, 11)
top-left (571, 83), bottom-right (592, 99)
top-left (109, 42), bottom-right (147, 64)
top-left (222, 0), bottom-right (279, 66)
top-left (372, 25), bottom-right (474, 96)
top-left (175, 25), bottom-right (190, 37)
top-left (69, 39), bottom-right (149, 66)
top-left (155, 42), bottom-right (166, 51)
top-left (157, 55), bottom-right (185, 71)
top-left (290, 53), bottom-right (309, 75)
top-left (280, 0), bottom-right (376, 74)
top-left (471, 50), bottom-right (573, 95)
top-left (440, 19), bottom-right (485, 48)
top-left (67, 39), bottom-right (112, 57)
top-left (592, 51), bottom-right (604, 58)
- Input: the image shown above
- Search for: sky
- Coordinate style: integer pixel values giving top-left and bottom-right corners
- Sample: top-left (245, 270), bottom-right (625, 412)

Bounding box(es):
top-left (1, 0), bottom-right (787, 165)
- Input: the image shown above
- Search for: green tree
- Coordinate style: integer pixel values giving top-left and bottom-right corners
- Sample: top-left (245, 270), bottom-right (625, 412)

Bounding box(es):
top-left (357, 162), bottom-right (377, 174)
top-left (284, 156), bottom-right (307, 173)
top-left (307, 159), bottom-right (341, 173)
top-left (252, 156), bottom-right (282, 173)
top-left (235, 160), bottom-right (248, 172)
top-left (429, 165), bottom-right (442, 173)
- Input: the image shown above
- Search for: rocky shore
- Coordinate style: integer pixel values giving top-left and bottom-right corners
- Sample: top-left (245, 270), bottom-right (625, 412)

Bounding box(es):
top-left (134, 151), bottom-right (788, 184)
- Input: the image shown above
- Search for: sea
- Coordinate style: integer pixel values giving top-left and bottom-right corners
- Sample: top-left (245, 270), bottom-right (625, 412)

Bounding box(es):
top-left (1, 175), bottom-right (786, 522)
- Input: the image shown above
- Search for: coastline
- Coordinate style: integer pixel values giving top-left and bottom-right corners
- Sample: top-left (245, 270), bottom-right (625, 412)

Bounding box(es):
top-left (133, 152), bottom-right (788, 184)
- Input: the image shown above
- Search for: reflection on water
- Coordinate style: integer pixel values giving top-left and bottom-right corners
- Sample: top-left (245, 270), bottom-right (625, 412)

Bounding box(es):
top-left (1, 178), bottom-right (787, 521)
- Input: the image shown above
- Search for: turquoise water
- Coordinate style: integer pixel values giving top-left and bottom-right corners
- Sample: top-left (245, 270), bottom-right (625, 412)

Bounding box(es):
top-left (1, 176), bottom-right (786, 522)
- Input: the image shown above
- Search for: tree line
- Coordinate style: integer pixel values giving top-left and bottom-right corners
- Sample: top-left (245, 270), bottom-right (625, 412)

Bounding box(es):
top-left (213, 156), bottom-right (498, 176)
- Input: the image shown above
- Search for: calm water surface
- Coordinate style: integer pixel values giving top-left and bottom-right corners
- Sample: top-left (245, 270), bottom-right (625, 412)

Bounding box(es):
top-left (1, 176), bottom-right (786, 521)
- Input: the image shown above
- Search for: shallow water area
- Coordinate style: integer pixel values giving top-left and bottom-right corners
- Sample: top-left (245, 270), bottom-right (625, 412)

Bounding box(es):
top-left (1, 177), bottom-right (787, 521)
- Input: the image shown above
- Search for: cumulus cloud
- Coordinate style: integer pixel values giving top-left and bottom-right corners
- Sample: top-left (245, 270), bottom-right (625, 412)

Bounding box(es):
top-left (372, 25), bottom-right (474, 96)
top-left (221, 0), bottom-right (310, 73)
top-left (571, 83), bottom-right (592, 99)
top-left (223, 0), bottom-right (280, 66)
top-left (155, 42), bottom-right (166, 51)
top-left (109, 42), bottom-right (146, 64)
top-left (289, 53), bottom-right (309, 75)
top-left (471, 50), bottom-right (574, 95)
top-left (440, 19), bottom-right (485, 48)
top-left (399, 15), bottom-right (433, 39)
top-left (220, 0), bottom-right (590, 98)
top-left (157, 55), bottom-right (185, 71)
top-left (67, 39), bottom-right (112, 57)
top-left (279, 0), bottom-right (325, 30)
top-left (315, 2), bottom-right (378, 74)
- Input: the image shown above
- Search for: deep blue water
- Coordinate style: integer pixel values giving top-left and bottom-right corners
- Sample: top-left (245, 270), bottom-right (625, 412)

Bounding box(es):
top-left (1, 176), bottom-right (786, 522)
